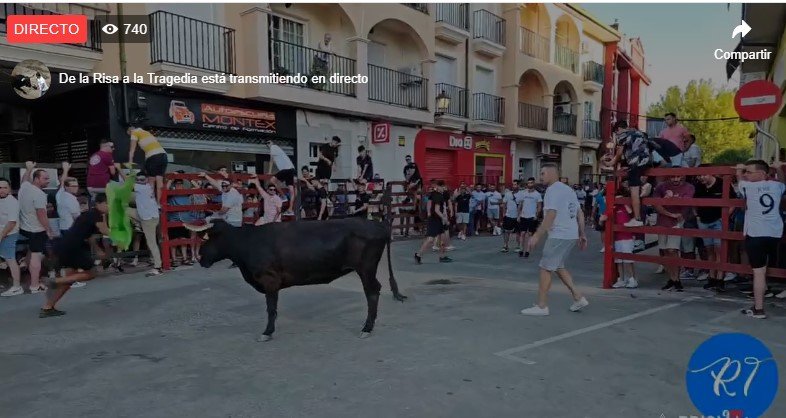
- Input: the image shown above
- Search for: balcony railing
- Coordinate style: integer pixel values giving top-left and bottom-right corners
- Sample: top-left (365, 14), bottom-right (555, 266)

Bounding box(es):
top-left (472, 93), bottom-right (505, 124)
top-left (403, 4), bottom-right (429, 14)
top-left (269, 39), bottom-right (356, 96)
top-left (473, 10), bottom-right (506, 46)
top-left (436, 3), bottom-right (469, 31)
top-left (583, 119), bottom-right (601, 139)
top-left (149, 11), bottom-right (236, 74)
top-left (583, 61), bottom-right (604, 84)
top-left (0, 3), bottom-right (102, 51)
top-left (518, 103), bottom-right (548, 131)
top-left (368, 64), bottom-right (428, 110)
top-left (555, 44), bottom-right (579, 73)
top-left (519, 27), bottom-right (549, 62)
top-left (435, 83), bottom-right (468, 118)
top-left (554, 113), bottom-right (577, 135)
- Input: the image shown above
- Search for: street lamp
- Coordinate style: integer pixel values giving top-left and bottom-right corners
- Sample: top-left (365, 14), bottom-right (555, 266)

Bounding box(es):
top-left (436, 90), bottom-right (450, 115)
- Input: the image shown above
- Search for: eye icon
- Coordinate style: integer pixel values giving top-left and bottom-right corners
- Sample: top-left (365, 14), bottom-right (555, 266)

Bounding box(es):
top-left (102, 24), bottom-right (118, 35)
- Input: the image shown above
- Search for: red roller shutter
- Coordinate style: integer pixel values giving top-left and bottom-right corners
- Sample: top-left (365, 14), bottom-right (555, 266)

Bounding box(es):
top-left (423, 148), bottom-right (456, 187)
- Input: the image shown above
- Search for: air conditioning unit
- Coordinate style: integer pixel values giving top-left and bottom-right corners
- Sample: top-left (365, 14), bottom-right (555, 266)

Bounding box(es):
top-left (554, 104), bottom-right (571, 115)
top-left (398, 65), bottom-right (422, 77)
top-left (582, 152), bottom-right (593, 164)
top-left (540, 141), bottom-right (551, 154)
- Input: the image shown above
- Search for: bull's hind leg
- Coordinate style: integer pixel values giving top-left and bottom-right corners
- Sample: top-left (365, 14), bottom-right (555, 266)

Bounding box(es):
top-left (359, 271), bottom-right (382, 338)
top-left (258, 292), bottom-right (279, 342)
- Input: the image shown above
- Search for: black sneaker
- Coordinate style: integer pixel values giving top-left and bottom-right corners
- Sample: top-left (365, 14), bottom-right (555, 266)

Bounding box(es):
top-left (675, 281), bottom-right (684, 292)
top-left (439, 257), bottom-right (453, 263)
top-left (524, 252), bottom-right (530, 258)
top-left (661, 280), bottom-right (676, 291)
top-left (414, 253), bottom-right (422, 265)
top-left (39, 308), bottom-right (66, 318)
top-left (741, 307), bottom-right (767, 319)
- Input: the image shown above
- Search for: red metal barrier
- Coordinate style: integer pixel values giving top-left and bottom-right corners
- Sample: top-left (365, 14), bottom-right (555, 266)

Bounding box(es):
top-left (602, 165), bottom-right (786, 289)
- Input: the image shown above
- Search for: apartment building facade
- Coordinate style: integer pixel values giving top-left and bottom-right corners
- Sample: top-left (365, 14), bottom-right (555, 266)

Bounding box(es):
top-left (0, 3), bottom-right (647, 186)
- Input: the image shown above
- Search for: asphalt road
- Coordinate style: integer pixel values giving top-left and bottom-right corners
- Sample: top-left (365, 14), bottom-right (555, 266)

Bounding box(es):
top-left (1, 233), bottom-right (784, 418)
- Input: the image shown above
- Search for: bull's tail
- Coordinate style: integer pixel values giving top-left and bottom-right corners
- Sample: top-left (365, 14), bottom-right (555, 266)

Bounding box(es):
top-left (382, 184), bottom-right (406, 302)
top-left (387, 234), bottom-right (406, 302)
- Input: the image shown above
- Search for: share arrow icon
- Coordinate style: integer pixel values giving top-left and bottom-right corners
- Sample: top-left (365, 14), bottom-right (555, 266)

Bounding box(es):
top-left (732, 20), bottom-right (751, 38)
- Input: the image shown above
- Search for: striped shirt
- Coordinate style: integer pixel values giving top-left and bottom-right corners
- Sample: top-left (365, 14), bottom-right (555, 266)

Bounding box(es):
top-left (130, 128), bottom-right (165, 158)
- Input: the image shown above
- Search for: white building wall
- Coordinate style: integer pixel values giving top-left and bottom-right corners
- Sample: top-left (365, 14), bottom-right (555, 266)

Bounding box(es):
top-left (368, 125), bottom-right (417, 183)
top-left (514, 140), bottom-right (538, 181)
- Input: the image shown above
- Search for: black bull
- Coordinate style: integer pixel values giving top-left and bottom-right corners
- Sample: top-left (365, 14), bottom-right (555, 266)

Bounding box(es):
top-left (185, 218), bottom-right (407, 341)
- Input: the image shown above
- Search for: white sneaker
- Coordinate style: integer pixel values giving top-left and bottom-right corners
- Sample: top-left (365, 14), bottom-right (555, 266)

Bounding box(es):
top-left (624, 219), bottom-right (644, 227)
top-left (520, 305), bottom-right (550, 316)
top-left (600, 247), bottom-right (605, 253)
top-left (626, 278), bottom-right (639, 288)
top-left (655, 265), bottom-right (665, 274)
top-left (1, 286), bottom-right (23, 297)
top-left (633, 240), bottom-right (645, 251)
top-left (723, 272), bottom-right (738, 282)
top-left (570, 297), bottom-right (589, 312)
top-left (775, 290), bottom-right (786, 299)
top-left (29, 285), bottom-right (46, 294)
top-left (445, 246), bottom-right (455, 251)
top-left (696, 272), bottom-right (709, 282)
top-left (680, 270), bottom-right (696, 280)
top-left (70, 281), bottom-right (86, 288)
top-left (432, 245), bottom-right (439, 251)
top-left (130, 257), bottom-right (139, 267)
top-left (612, 279), bottom-right (627, 288)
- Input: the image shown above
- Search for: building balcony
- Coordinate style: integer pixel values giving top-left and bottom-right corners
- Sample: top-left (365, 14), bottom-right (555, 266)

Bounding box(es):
top-left (0, 3), bottom-right (103, 72)
top-left (434, 83), bottom-right (468, 130)
top-left (403, 4), bottom-right (429, 14)
top-left (149, 11), bottom-right (236, 92)
top-left (518, 102), bottom-right (548, 131)
top-left (472, 9), bottom-right (506, 58)
top-left (582, 61), bottom-right (604, 93)
top-left (368, 64), bottom-right (429, 111)
top-left (435, 3), bottom-right (470, 44)
top-left (553, 113), bottom-right (577, 136)
top-left (582, 119), bottom-right (601, 144)
top-left (269, 39), bottom-right (356, 97)
top-left (519, 27), bottom-right (550, 62)
top-left (554, 44), bottom-right (579, 73)
top-left (471, 92), bottom-right (504, 134)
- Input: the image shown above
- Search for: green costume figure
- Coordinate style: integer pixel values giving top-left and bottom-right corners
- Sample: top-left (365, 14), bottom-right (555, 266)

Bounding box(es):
top-left (106, 172), bottom-right (136, 251)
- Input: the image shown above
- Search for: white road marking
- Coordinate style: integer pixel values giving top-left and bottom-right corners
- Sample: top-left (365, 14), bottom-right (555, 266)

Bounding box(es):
top-left (495, 297), bottom-right (697, 365)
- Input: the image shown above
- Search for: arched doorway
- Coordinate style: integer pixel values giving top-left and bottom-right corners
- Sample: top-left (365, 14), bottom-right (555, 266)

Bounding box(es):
top-left (553, 80), bottom-right (577, 135)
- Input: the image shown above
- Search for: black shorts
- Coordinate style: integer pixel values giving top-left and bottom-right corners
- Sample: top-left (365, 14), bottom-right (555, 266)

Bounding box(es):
top-left (169, 227), bottom-right (190, 240)
top-left (594, 214), bottom-right (606, 232)
top-left (315, 163), bottom-right (332, 180)
top-left (519, 217), bottom-right (539, 234)
top-left (502, 216), bottom-right (519, 232)
top-left (20, 230), bottom-right (47, 253)
top-left (426, 217), bottom-right (446, 237)
top-left (144, 153), bottom-right (168, 177)
top-left (274, 168), bottom-right (296, 186)
top-left (626, 165), bottom-right (644, 187)
top-left (54, 241), bottom-right (94, 271)
top-left (745, 236), bottom-right (780, 269)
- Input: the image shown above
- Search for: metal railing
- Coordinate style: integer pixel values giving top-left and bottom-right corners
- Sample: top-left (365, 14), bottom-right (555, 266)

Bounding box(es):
top-left (472, 93), bottom-right (505, 124)
top-left (0, 3), bottom-right (102, 51)
top-left (149, 11), bottom-right (236, 74)
top-left (436, 3), bottom-right (469, 31)
top-left (435, 83), bottom-right (468, 118)
top-left (403, 4), bottom-right (429, 14)
top-left (519, 27), bottom-right (549, 61)
top-left (583, 119), bottom-right (601, 139)
top-left (269, 38), bottom-right (356, 96)
top-left (555, 44), bottom-right (578, 73)
top-left (554, 113), bottom-right (577, 135)
top-left (583, 61), bottom-right (604, 84)
top-left (472, 9), bottom-right (505, 46)
top-left (518, 103), bottom-right (548, 130)
top-left (368, 64), bottom-right (429, 110)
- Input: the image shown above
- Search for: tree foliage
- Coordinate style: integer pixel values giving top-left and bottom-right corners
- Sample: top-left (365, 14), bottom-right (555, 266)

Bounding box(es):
top-left (712, 148), bottom-right (752, 165)
top-left (647, 80), bottom-right (754, 162)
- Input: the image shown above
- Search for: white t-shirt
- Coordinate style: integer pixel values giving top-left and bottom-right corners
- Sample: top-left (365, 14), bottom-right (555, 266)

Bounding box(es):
top-left (56, 187), bottom-right (81, 231)
top-left (739, 180), bottom-right (786, 238)
top-left (682, 143), bottom-right (702, 167)
top-left (18, 182), bottom-right (47, 233)
top-left (519, 189), bottom-right (543, 219)
top-left (269, 144), bottom-right (294, 170)
top-left (0, 195), bottom-right (20, 235)
top-left (502, 191), bottom-right (520, 219)
top-left (486, 191), bottom-right (502, 208)
top-left (543, 181), bottom-right (580, 240)
top-left (222, 187), bottom-right (244, 225)
top-left (134, 183), bottom-right (160, 221)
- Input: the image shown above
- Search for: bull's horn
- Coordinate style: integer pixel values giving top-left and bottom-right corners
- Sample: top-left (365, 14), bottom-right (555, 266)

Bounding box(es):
top-left (183, 222), bottom-right (211, 232)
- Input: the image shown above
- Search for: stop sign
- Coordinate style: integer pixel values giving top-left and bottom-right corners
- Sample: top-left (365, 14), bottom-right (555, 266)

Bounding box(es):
top-left (734, 80), bottom-right (783, 122)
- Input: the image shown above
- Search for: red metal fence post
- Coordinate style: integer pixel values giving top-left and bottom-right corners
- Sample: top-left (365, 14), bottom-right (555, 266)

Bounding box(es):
top-left (602, 178), bottom-right (616, 289)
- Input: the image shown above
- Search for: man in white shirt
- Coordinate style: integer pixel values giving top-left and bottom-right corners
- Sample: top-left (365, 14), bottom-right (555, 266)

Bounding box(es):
top-left (485, 184), bottom-right (502, 235)
top-left (266, 139), bottom-right (297, 217)
top-left (56, 162), bottom-right (81, 235)
top-left (200, 173), bottom-right (244, 227)
top-left (19, 161), bottom-right (55, 293)
top-left (0, 178), bottom-right (22, 296)
top-left (500, 181), bottom-right (523, 253)
top-left (521, 163), bottom-right (589, 316)
top-left (518, 177), bottom-right (543, 258)
top-left (128, 174), bottom-right (163, 276)
top-left (681, 134), bottom-right (702, 168)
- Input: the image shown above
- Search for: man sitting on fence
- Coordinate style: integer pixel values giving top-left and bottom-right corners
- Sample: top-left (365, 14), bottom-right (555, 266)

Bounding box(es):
top-left (602, 120), bottom-right (649, 228)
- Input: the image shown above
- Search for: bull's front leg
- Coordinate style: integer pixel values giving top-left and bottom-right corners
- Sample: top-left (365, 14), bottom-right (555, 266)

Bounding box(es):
top-left (258, 292), bottom-right (278, 342)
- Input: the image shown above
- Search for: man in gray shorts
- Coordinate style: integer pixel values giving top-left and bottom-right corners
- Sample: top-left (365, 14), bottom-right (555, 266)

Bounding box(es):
top-left (520, 163), bottom-right (589, 316)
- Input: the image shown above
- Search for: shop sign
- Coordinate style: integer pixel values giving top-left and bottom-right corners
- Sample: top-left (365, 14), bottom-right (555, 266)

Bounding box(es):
top-left (475, 140), bottom-right (491, 151)
top-left (372, 122), bottom-right (390, 143)
top-left (449, 135), bottom-right (472, 150)
top-left (398, 135), bottom-right (405, 147)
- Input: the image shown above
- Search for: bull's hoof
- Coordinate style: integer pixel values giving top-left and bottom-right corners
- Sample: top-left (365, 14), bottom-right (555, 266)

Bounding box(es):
top-left (257, 334), bottom-right (273, 342)
top-left (393, 293), bottom-right (408, 302)
top-left (359, 332), bottom-right (371, 339)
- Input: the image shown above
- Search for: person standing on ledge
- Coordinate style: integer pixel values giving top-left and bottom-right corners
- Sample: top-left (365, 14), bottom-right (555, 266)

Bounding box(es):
top-left (127, 126), bottom-right (168, 204)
